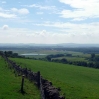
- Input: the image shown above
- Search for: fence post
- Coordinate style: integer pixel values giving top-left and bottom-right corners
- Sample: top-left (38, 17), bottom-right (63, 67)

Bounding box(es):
top-left (21, 75), bottom-right (25, 93)
top-left (37, 71), bottom-right (40, 88)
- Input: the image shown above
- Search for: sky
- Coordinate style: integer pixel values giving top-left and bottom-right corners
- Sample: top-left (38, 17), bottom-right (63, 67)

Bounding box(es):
top-left (0, 0), bottom-right (99, 44)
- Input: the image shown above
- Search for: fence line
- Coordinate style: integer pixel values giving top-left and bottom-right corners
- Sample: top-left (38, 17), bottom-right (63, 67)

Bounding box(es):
top-left (40, 77), bottom-right (45, 99)
top-left (0, 53), bottom-right (65, 99)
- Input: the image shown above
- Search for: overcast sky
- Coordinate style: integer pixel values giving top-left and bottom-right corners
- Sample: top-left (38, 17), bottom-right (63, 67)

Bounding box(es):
top-left (0, 0), bottom-right (99, 44)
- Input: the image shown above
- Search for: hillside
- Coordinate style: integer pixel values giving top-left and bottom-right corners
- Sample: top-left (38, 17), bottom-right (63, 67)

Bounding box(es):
top-left (0, 56), bottom-right (40, 99)
top-left (11, 58), bottom-right (99, 99)
top-left (1, 43), bottom-right (99, 48)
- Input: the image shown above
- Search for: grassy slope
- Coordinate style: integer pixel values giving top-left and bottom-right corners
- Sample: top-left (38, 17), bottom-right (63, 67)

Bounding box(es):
top-left (0, 56), bottom-right (40, 99)
top-left (11, 58), bottom-right (99, 99)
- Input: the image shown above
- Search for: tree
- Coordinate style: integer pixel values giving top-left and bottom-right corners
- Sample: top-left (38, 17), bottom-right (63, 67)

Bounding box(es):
top-left (94, 62), bottom-right (99, 68)
top-left (94, 56), bottom-right (99, 62)
top-left (46, 56), bottom-right (51, 61)
top-left (91, 53), bottom-right (95, 59)
top-left (60, 58), bottom-right (67, 64)
top-left (88, 62), bottom-right (94, 67)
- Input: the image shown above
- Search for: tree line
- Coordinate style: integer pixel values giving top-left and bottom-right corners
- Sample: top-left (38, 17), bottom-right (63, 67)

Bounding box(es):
top-left (45, 53), bottom-right (99, 69)
top-left (0, 51), bottom-right (25, 58)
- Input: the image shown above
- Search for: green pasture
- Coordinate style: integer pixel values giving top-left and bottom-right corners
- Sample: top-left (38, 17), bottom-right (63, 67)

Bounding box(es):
top-left (0, 56), bottom-right (40, 99)
top-left (63, 57), bottom-right (87, 61)
top-left (78, 53), bottom-right (91, 58)
top-left (11, 58), bottom-right (99, 99)
top-left (65, 51), bottom-right (91, 58)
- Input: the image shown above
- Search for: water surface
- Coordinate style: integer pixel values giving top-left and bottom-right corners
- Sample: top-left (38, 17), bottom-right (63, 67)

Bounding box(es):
top-left (20, 53), bottom-right (47, 56)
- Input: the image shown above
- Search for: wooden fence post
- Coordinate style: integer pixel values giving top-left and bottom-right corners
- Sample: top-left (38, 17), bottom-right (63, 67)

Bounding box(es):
top-left (21, 75), bottom-right (25, 93)
top-left (37, 71), bottom-right (40, 88)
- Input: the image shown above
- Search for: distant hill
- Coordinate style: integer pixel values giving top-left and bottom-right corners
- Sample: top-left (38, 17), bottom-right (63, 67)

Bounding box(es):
top-left (0, 43), bottom-right (99, 48)
top-left (57, 43), bottom-right (99, 47)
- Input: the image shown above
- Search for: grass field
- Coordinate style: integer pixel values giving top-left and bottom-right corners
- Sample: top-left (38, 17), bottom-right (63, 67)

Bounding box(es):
top-left (0, 56), bottom-right (40, 99)
top-left (11, 58), bottom-right (99, 99)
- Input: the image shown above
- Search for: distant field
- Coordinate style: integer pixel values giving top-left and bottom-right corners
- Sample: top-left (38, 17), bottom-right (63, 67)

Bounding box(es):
top-left (65, 51), bottom-right (91, 58)
top-left (13, 49), bottom-right (68, 59)
top-left (0, 56), bottom-right (40, 99)
top-left (16, 49), bottom-right (90, 59)
top-left (5, 48), bottom-right (91, 60)
top-left (50, 51), bottom-right (90, 62)
top-left (11, 58), bottom-right (99, 99)
top-left (13, 49), bottom-right (68, 55)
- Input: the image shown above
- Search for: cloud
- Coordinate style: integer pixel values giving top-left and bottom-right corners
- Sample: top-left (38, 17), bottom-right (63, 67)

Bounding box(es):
top-left (11, 8), bottom-right (18, 12)
top-left (0, 7), bottom-right (17, 18)
top-left (31, 4), bottom-right (55, 10)
top-left (59, 0), bottom-right (99, 20)
top-left (18, 8), bottom-right (29, 14)
top-left (2, 1), bottom-right (6, 4)
top-left (0, 12), bottom-right (16, 18)
top-left (0, 7), bottom-right (29, 19)
top-left (33, 22), bottom-right (78, 28)
top-left (2, 25), bottom-right (9, 30)
top-left (33, 21), bottom-right (99, 40)
top-left (22, 4), bottom-right (59, 14)
top-left (0, 23), bottom-right (99, 44)
top-left (21, 4), bottom-right (58, 13)
top-left (11, 8), bottom-right (29, 15)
